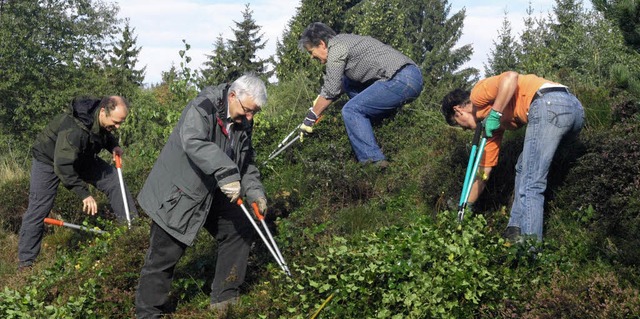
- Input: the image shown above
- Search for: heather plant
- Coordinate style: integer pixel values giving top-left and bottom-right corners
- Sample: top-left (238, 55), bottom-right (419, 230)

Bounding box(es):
top-left (554, 120), bottom-right (640, 265)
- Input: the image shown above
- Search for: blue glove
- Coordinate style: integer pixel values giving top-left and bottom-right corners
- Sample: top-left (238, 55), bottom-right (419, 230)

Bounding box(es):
top-left (483, 109), bottom-right (502, 138)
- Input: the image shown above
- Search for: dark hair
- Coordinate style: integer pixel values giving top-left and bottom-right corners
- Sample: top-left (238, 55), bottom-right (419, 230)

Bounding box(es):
top-left (298, 22), bottom-right (337, 50)
top-left (100, 96), bottom-right (129, 116)
top-left (441, 89), bottom-right (470, 126)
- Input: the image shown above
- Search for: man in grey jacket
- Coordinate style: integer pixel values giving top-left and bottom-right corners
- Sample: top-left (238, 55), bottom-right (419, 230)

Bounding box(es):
top-left (135, 74), bottom-right (268, 318)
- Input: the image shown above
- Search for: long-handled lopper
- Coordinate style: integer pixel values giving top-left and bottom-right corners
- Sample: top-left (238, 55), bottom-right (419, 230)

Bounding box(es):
top-left (250, 201), bottom-right (291, 276)
top-left (263, 124), bottom-right (302, 165)
top-left (44, 217), bottom-right (107, 234)
top-left (236, 198), bottom-right (292, 277)
top-left (262, 116), bottom-right (324, 166)
top-left (456, 123), bottom-right (487, 223)
top-left (114, 154), bottom-right (132, 228)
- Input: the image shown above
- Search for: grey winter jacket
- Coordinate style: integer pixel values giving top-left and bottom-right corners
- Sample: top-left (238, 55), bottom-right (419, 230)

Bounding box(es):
top-left (137, 84), bottom-right (265, 245)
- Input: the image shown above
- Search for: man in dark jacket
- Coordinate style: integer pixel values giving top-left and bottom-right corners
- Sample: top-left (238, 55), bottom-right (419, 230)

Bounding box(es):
top-left (18, 96), bottom-right (137, 269)
top-left (135, 73), bottom-right (269, 318)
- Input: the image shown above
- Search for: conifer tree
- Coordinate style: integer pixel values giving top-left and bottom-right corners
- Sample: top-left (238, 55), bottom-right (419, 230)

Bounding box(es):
top-left (484, 11), bottom-right (520, 77)
top-left (594, 0), bottom-right (640, 52)
top-left (199, 34), bottom-right (233, 86)
top-left (109, 19), bottom-right (146, 98)
top-left (275, 0), bottom-right (361, 83)
top-left (226, 4), bottom-right (270, 81)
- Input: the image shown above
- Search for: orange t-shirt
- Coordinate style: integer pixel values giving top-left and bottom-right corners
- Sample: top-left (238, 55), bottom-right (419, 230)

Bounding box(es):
top-left (470, 72), bottom-right (551, 167)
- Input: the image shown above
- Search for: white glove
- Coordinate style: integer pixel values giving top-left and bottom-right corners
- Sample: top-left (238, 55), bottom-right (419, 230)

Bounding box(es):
top-left (220, 181), bottom-right (241, 203)
top-left (255, 197), bottom-right (268, 217)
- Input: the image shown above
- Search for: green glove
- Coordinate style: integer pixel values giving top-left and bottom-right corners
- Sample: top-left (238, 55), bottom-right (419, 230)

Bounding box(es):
top-left (483, 109), bottom-right (502, 138)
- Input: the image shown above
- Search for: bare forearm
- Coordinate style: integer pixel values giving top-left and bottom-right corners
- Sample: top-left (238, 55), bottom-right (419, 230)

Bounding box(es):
top-left (311, 95), bottom-right (332, 116)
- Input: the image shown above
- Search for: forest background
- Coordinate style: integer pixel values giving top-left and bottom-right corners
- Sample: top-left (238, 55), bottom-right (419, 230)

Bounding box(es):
top-left (1, 0), bottom-right (639, 317)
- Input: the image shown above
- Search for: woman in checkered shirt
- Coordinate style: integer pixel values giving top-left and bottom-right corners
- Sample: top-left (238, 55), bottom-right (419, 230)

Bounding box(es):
top-left (298, 22), bottom-right (424, 168)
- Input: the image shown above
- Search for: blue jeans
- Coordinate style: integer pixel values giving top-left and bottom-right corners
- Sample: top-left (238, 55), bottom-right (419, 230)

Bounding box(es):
top-left (341, 64), bottom-right (423, 162)
top-left (508, 91), bottom-right (584, 240)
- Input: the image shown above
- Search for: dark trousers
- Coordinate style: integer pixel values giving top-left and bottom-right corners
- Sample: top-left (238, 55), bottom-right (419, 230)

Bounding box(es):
top-left (135, 194), bottom-right (254, 318)
top-left (18, 158), bottom-right (137, 267)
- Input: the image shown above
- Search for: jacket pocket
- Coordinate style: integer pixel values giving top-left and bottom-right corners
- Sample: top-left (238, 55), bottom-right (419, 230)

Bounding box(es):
top-left (157, 185), bottom-right (202, 235)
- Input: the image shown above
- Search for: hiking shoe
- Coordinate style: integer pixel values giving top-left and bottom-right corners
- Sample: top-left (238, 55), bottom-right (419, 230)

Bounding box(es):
top-left (372, 160), bottom-right (390, 169)
top-left (17, 264), bottom-right (33, 272)
top-left (210, 297), bottom-right (238, 315)
top-left (502, 226), bottom-right (521, 242)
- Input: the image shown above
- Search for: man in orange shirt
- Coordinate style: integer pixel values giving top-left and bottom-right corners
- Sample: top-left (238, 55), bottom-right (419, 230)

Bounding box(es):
top-left (441, 71), bottom-right (584, 241)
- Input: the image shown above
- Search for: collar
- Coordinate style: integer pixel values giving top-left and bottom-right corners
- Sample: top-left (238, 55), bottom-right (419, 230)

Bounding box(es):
top-left (91, 108), bottom-right (103, 135)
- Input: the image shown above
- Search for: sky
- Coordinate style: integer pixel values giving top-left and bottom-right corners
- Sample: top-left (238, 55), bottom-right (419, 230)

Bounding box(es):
top-left (116, 0), bottom-right (589, 85)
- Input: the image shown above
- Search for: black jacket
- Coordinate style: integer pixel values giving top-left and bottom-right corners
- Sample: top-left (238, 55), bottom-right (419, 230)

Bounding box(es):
top-left (31, 97), bottom-right (118, 199)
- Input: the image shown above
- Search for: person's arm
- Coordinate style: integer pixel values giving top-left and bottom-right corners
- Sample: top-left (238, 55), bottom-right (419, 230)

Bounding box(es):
top-left (467, 166), bottom-right (492, 204)
top-left (311, 95), bottom-right (332, 117)
top-left (491, 71), bottom-right (519, 113)
top-left (483, 71), bottom-right (519, 137)
top-left (54, 129), bottom-right (90, 200)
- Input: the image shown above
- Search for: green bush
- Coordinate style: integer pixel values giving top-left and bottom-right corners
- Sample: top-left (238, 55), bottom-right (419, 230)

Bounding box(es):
top-left (555, 121), bottom-right (640, 265)
top-left (246, 212), bottom-right (519, 319)
top-left (0, 177), bottom-right (29, 233)
top-left (519, 268), bottom-right (640, 318)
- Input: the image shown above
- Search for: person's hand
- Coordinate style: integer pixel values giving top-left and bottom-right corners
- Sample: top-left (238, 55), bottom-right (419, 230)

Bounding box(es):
top-left (255, 197), bottom-right (268, 217)
top-left (220, 181), bottom-right (241, 203)
top-left (112, 146), bottom-right (123, 158)
top-left (299, 107), bottom-right (318, 141)
top-left (483, 109), bottom-right (502, 138)
top-left (83, 196), bottom-right (98, 216)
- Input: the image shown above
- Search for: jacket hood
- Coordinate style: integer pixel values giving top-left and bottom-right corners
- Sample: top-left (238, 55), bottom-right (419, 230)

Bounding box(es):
top-left (71, 97), bottom-right (101, 127)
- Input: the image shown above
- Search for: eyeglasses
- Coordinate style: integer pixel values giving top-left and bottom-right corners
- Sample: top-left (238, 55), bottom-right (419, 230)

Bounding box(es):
top-left (237, 97), bottom-right (260, 115)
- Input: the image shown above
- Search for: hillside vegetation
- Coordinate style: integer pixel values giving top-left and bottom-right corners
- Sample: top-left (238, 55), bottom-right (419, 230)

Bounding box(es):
top-left (1, 0), bottom-right (640, 318)
top-left (1, 75), bottom-right (639, 318)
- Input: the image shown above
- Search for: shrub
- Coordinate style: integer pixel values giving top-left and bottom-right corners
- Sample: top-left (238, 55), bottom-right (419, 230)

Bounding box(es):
top-left (520, 268), bottom-right (640, 318)
top-left (0, 177), bottom-right (29, 233)
top-left (245, 212), bottom-right (519, 319)
top-left (555, 121), bottom-right (640, 265)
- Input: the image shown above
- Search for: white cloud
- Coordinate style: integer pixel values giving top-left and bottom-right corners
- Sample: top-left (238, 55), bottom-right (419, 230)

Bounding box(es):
top-left (118, 0), bottom-right (590, 84)
top-left (117, 0), bottom-right (299, 84)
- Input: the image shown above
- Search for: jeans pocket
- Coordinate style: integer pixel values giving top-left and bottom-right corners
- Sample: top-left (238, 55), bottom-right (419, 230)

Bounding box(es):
top-left (546, 108), bottom-right (575, 128)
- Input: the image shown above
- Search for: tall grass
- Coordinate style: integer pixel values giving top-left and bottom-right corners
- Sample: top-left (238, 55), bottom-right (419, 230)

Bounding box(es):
top-left (0, 157), bottom-right (28, 183)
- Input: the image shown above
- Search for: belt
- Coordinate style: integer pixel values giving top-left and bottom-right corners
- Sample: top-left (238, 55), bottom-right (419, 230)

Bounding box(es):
top-left (531, 87), bottom-right (570, 103)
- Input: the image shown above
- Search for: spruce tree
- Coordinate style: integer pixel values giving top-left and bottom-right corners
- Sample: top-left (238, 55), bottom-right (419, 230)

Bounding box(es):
top-left (199, 34), bottom-right (233, 86)
top-left (109, 19), bottom-right (146, 98)
top-left (594, 0), bottom-right (640, 52)
top-left (484, 11), bottom-right (520, 77)
top-left (226, 4), bottom-right (270, 81)
top-left (274, 0), bottom-right (361, 83)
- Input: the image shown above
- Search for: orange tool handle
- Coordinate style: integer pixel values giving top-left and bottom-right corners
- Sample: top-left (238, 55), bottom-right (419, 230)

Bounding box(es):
top-left (236, 198), bottom-right (244, 206)
top-left (44, 218), bottom-right (64, 227)
top-left (251, 202), bottom-right (265, 221)
top-left (114, 153), bottom-right (122, 168)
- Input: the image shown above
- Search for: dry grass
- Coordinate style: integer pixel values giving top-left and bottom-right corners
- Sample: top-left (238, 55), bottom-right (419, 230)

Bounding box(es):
top-left (0, 158), bottom-right (27, 183)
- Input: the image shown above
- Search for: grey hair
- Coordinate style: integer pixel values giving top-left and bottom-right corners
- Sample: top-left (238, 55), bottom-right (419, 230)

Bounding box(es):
top-left (229, 73), bottom-right (267, 107)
